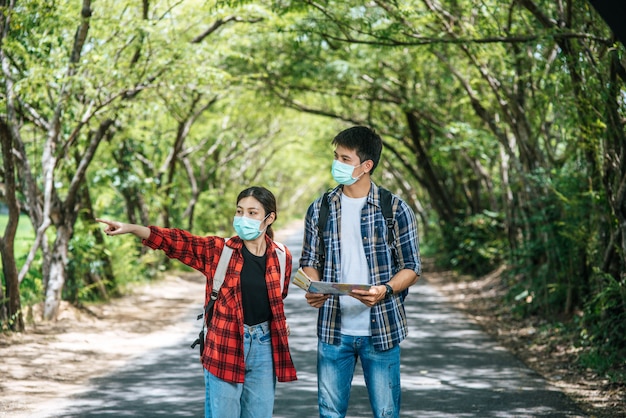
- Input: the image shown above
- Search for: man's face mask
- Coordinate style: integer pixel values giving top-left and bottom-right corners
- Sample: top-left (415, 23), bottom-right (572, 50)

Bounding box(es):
top-left (331, 160), bottom-right (364, 186)
top-left (233, 214), bottom-right (270, 241)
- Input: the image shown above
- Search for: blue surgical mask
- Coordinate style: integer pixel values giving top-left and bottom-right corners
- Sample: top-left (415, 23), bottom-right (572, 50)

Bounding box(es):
top-left (331, 160), bottom-right (363, 185)
top-left (233, 214), bottom-right (269, 241)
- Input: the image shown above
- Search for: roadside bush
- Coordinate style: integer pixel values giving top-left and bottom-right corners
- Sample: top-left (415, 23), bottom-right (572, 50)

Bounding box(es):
top-left (446, 210), bottom-right (505, 276)
top-left (579, 271), bottom-right (626, 381)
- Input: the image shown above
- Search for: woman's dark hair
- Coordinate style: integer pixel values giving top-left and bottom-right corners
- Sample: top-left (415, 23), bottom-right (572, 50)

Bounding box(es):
top-left (237, 186), bottom-right (277, 239)
top-left (332, 126), bottom-right (383, 175)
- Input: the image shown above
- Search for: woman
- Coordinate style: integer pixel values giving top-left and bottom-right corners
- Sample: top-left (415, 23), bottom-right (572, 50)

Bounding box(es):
top-left (97, 186), bottom-right (297, 418)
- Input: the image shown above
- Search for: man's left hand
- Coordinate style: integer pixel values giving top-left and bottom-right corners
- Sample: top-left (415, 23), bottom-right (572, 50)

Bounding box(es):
top-left (350, 286), bottom-right (387, 307)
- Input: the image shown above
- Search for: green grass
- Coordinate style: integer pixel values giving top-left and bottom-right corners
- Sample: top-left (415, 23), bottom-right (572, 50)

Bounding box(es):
top-left (0, 213), bottom-right (35, 265)
top-left (0, 213), bottom-right (41, 307)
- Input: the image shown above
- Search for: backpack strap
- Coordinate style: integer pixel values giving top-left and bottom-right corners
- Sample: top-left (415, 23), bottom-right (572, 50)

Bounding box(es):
top-left (202, 245), bottom-right (233, 321)
top-left (316, 188), bottom-right (398, 271)
top-left (191, 244), bottom-right (234, 351)
top-left (274, 241), bottom-right (287, 293)
top-left (317, 192), bottom-right (330, 272)
top-left (212, 245), bottom-right (233, 300)
top-left (379, 187), bottom-right (399, 266)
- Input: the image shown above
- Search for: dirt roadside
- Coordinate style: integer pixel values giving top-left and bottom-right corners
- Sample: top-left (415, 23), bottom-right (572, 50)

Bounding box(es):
top-left (0, 272), bottom-right (205, 417)
top-left (426, 264), bottom-right (625, 418)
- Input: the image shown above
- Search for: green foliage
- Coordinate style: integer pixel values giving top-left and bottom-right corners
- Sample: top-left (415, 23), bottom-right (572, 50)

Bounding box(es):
top-left (578, 271), bottom-right (626, 379)
top-left (0, 306), bottom-right (24, 332)
top-left (445, 210), bottom-right (505, 276)
top-left (577, 350), bottom-right (624, 381)
top-left (506, 165), bottom-right (594, 317)
top-left (0, 214), bottom-right (42, 306)
top-left (0, 214), bottom-right (35, 256)
top-left (15, 263), bottom-right (44, 306)
top-left (65, 220), bottom-right (111, 303)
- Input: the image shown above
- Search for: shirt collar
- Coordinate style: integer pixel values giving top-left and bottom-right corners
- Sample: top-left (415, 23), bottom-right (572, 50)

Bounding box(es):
top-left (225, 235), bottom-right (276, 254)
top-left (328, 181), bottom-right (380, 208)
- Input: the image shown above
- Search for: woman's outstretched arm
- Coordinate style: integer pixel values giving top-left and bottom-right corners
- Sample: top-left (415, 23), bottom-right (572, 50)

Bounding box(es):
top-left (96, 218), bottom-right (151, 240)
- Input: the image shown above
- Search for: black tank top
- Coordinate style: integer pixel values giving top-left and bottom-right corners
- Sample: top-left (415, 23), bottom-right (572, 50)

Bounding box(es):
top-left (240, 245), bottom-right (271, 325)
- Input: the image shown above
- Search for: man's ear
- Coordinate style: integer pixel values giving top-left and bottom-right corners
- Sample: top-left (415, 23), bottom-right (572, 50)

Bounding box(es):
top-left (363, 159), bottom-right (374, 174)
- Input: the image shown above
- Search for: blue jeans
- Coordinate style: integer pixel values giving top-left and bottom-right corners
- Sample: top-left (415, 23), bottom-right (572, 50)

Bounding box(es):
top-left (317, 335), bottom-right (401, 418)
top-left (204, 321), bottom-right (276, 418)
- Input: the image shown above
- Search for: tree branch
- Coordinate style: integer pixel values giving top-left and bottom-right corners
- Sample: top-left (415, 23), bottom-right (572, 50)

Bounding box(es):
top-left (191, 15), bottom-right (263, 44)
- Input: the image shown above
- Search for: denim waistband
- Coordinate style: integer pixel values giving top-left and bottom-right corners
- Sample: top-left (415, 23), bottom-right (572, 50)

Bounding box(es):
top-left (244, 320), bottom-right (270, 335)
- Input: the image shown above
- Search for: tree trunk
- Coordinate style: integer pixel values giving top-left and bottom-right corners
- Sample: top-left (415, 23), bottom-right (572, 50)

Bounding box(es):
top-left (603, 50), bottom-right (626, 275)
top-left (405, 111), bottom-right (457, 224)
top-left (0, 118), bottom-right (24, 331)
top-left (78, 182), bottom-right (115, 298)
top-left (43, 225), bottom-right (71, 320)
top-left (40, 117), bottom-right (114, 320)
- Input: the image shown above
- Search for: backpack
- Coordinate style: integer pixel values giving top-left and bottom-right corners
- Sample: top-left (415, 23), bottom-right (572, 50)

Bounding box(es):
top-left (317, 187), bottom-right (399, 275)
top-left (190, 242), bottom-right (287, 357)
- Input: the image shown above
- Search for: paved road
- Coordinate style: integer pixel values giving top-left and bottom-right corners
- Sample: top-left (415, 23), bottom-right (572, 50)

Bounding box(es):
top-left (48, 226), bottom-right (586, 418)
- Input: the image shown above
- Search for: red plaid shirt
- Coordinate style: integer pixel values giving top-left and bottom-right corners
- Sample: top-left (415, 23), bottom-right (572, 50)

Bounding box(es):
top-left (143, 226), bottom-right (297, 383)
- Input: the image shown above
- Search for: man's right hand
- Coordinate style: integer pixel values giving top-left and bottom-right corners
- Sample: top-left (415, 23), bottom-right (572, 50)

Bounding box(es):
top-left (305, 292), bottom-right (330, 308)
top-left (302, 267), bottom-right (329, 307)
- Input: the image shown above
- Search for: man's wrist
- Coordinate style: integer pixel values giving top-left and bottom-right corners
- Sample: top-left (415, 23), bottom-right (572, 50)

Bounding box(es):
top-left (384, 283), bottom-right (394, 298)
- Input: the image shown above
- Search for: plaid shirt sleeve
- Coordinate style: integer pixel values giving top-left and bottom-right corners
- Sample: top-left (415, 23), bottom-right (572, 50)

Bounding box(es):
top-left (300, 189), bottom-right (343, 346)
top-left (300, 198), bottom-right (323, 271)
top-left (392, 196), bottom-right (422, 276)
top-left (268, 241), bottom-right (297, 382)
top-left (368, 190), bottom-right (421, 350)
top-left (142, 226), bottom-right (218, 272)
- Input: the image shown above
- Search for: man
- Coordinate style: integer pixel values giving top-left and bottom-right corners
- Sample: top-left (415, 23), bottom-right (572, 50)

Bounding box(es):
top-left (300, 126), bottom-right (421, 418)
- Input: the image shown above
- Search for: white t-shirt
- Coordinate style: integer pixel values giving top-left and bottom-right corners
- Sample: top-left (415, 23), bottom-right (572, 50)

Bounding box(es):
top-left (339, 194), bottom-right (371, 336)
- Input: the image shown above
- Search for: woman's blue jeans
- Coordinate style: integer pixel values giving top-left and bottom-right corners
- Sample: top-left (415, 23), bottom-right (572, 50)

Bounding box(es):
top-left (204, 321), bottom-right (276, 418)
top-left (317, 335), bottom-right (401, 418)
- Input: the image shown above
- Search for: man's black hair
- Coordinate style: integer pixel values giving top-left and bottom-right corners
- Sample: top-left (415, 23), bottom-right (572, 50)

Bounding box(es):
top-left (332, 126), bottom-right (383, 175)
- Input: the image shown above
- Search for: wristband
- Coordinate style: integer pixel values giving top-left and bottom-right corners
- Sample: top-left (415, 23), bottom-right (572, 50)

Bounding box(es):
top-left (384, 284), bottom-right (394, 298)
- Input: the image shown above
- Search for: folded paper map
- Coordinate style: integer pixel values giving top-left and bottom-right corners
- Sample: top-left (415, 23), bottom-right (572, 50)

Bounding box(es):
top-left (291, 268), bottom-right (371, 295)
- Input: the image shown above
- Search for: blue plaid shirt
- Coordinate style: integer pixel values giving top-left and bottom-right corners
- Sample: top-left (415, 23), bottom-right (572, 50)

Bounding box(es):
top-left (300, 182), bottom-right (421, 351)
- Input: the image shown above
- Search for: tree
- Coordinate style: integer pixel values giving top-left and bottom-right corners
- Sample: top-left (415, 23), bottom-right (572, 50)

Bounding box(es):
top-left (0, 0), bottom-right (23, 330)
top-left (1, 0), bottom-right (172, 319)
top-left (254, 0), bottom-right (625, 366)
top-left (0, 118), bottom-right (23, 331)
top-left (2, 0), bottom-right (321, 322)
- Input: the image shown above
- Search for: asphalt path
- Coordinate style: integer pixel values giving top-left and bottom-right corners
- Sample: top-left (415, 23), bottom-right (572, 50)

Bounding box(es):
top-left (46, 226), bottom-right (586, 418)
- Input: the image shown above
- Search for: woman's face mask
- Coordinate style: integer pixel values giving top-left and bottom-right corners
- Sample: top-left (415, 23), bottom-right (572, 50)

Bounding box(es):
top-left (331, 159), bottom-right (364, 186)
top-left (233, 214), bottom-right (270, 241)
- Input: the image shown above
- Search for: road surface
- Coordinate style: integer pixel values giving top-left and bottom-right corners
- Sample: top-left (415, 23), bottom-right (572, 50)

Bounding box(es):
top-left (33, 225), bottom-right (586, 418)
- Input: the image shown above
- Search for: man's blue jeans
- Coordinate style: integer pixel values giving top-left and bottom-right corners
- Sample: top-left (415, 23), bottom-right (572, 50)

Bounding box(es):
top-left (317, 335), bottom-right (401, 418)
top-left (204, 321), bottom-right (276, 418)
